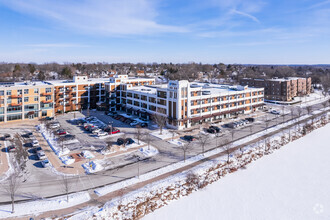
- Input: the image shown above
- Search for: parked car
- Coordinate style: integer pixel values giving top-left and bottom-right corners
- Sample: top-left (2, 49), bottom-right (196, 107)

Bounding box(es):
top-left (25, 132), bottom-right (33, 137)
top-left (32, 140), bottom-right (39, 147)
top-left (49, 123), bottom-right (60, 129)
top-left (270, 110), bottom-right (280, 115)
top-left (125, 119), bottom-right (133, 124)
top-left (41, 159), bottom-right (50, 167)
top-left (114, 115), bottom-right (121, 120)
top-left (125, 138), bottom-right (135, 145)
top-left (32, 146), bottom-right (42, 153)
top-left (206, 128), bottom-right (216, 133)
top-left (63, 134), bottom-right (76, 141)
top-left (98, 131), bottom-right (108, 137)
top-left (107, 111), bottom-right (118, 117)
top-left (117, 138), bottom-right (125, 145)
top-left (45, 116), bottom-right (54, 121)
top-left (37, 151), bottom-right (46, 160)
top-left (245, 117), bottom-right (255, 123)
top-left (130, 120), bottom-right (139, 126)
top-left (183, 135), bottom-right (196, 141)
top-left (7, 145), bottom-right (16, 152)
top-left (209, 126), bottom-right (221, 133)
top-left (140, 122), bottom-right (148, 128)
top-left (56, 129), bottom-right (67, 135)
top-left (92, 128), bottom-right (102, 134)
top-left (109, 128), bottom-right (120, 134)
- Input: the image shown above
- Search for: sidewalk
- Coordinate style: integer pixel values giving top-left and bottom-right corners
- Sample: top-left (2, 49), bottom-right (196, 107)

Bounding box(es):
top-left (0, 140), bottom-right (9, 177)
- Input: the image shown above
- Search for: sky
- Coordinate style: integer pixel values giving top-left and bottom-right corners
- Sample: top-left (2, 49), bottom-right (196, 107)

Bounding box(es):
top-left (0, 0), bottom-right (330, 64)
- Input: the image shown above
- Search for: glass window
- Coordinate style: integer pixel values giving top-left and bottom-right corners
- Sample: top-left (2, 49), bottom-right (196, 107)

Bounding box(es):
top-left (42, 111), bottom-right (47, 116)
top-left (24, 89), bottom-right (29, 94)
top-left (0, 90), bottom-right (4, 96)
top-left (17, 89), bottom-right (22, 95)
top-left (7, 113), bottom-right (22, 121)
top-left (7, 99), bottom-right (12, 104)
top-left (46, 88), bottom-right (52, 93)
top-left (34, 96), bottom-right (38, 102)
top-left (24, 97), bottom-right (29, 102)
top-left (34, 88), bottom-right (39, 94)
top-left (7, 90), bottom-right (12, 96)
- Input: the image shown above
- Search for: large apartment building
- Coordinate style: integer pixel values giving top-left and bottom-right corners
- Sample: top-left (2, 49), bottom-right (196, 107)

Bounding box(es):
top-left (0, 75), bottom-right (155, 124)
top-left (239, 77), bottom-right (311, 102)
top-left (118, 80), bottom-right (264, 130)
top-left (0, 81), bottom-right (55, 123)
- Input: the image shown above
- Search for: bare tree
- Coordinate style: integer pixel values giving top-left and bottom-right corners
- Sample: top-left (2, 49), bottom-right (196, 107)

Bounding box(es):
top-left (321, 101), bottom-right (328, 109)
top-left (152, 109), bottom-right (167, 135)
top-left (222, 139), bottom-right (231, 164)
top-left (281, 106), bottom-right (286, 123)
top-left (296, 107), bottom-right (302, 118)
top-left (198, 134), bottom-right (210, 155)
top-left (62, 176), bottom-right (71, 202)
top-left (306, 105), bottom-right (312, 115)
top-left (265, 119), bottom-right (270, 131)
top-left (169, 129), bottom-right (176, 141)
top-left (2, 171), bottom-right (21, 213)
top-left (180, 141), bottom-right (192, 162)
top-left (230, 129), bottom-right (236, 142)
top-left (290, 107), bottom-right (295, 120)
top-left (143, 132), bottom-right (152, 150)
top-left (12, 134), bottom-right (29, 174)
top-left (134, 125), bottom-right (143, 144)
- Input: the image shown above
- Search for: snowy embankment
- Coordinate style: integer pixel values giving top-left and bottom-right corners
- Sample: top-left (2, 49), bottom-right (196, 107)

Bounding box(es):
top-left (144, 124), bottom-right (330, 220)
top-left (68, 111), bottom-right (329, 219)
top-left (0, 192), bottom-right (90, 219)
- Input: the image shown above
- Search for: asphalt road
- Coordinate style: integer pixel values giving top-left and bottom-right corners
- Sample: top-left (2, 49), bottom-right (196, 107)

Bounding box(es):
top-left (0, 101), bottom-right (328, 203)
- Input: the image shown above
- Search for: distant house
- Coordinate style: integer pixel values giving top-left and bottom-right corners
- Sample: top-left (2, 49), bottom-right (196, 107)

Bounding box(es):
top-left (136, 70), bottom-right (145, 76)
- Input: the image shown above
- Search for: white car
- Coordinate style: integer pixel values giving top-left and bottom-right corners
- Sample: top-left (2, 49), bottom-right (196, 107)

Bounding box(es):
top-left (270, 110), bottom-right (280, 115)
top-left (49, 123), bottom-right (60, 129)
top-left (32, 140), bottom-right (39, 147)
top-left (92, 128), bottom-right (102, 134)
top-left (41, 159), bottom-right (50, 167)
top-left (98, 131), bottom-right (108, 137)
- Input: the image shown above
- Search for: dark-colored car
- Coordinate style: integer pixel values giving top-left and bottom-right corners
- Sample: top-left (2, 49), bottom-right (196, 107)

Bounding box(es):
top-left (140, 122), bottom-right (148, 128)
top-left (210, 126), bottom-right (221, 133)
top-left (45, 116), bottom-right (54, 120)
top-left (183, 135), bottom-right (196, 141)
top-left (117, 138), bottom-right (125, 145)
top-left (207, 128), bottom-right (216, 133)
top-left (125, 138), bottom-right (135, 145)
top-left (32, 146), bottom-right (42, 153)
top-left (245, 117), bottom-right (255, 122)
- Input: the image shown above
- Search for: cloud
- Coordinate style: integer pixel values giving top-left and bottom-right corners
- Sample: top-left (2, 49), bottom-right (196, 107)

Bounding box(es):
top-left (230, 9), bottom-right (260, 23)
top-left (25, 43), bottom-right (90, 48)
top-left (0, 0), bottom-right (188, 36)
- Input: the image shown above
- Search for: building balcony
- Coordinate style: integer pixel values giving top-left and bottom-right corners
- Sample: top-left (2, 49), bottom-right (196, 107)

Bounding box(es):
top-left (41, 100), bottom-right (53, 104)
top-left (10, 103), bottom-right (22, 106)
top-left (10, 94), bottom-right (22, 98)
top-left (41, 92), bottom-right (52, 96)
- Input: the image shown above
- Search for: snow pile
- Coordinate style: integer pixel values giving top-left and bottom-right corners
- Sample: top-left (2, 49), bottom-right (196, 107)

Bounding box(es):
top-left (150, 129), bottom-right (175, 140)
top-left (139, 146), bottom-right (159, 157)
top-left (82, 160), bottom-right (103, 174)
top-left (38, 124), bottom-right (70, 157)
top-left (60, 155), bottom-right (75, 165)
top-left (167, 139), bottom-right (185, 146)
top-left (0, 192), bottom-right (90, 219)
top-left (82, 150), bottom-right (95, 159)
top-left (126, 140), bottom-right (145, 149)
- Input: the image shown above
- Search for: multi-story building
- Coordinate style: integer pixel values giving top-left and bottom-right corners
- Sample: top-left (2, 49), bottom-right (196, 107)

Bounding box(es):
top-left (119, 80), bottom-right (264, 130)
top-left (240, 77), bottom-right (311, 102)
top-left (0, 75), bottom-right (155, 124)
top-left (0, 81), bottom-right (55, 123)
top-left (0, 76), bottom-right (264, 129)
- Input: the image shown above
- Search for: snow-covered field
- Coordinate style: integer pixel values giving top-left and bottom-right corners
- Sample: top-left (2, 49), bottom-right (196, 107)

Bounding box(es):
top-left (0, 192), bottom-right (90, 219)
top-left (144, 123), bottom-right (330, 220)
top-left (150, 129), bottom-right (176, 140)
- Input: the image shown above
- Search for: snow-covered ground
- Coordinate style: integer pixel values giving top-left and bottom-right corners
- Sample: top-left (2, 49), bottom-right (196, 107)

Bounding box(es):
top-left (150, 129), bottom-right (176, 140)
top-left (0, 192), bottom-right (90, 219)
top-left (167, 138), bottom-right (185, 146)
top-left (144, 123), bottom-right (330, 220)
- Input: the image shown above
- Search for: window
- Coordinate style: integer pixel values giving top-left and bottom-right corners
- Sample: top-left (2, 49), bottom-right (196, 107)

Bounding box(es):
top-left (24, 97), bottom-right (29, 102)
top-left (17, 89), bottom-right (22, 95)
top-left (24, 89), bottom-right (29, 94)
top-left (0, 107), bottom-right (4, 114)
top-left (7, 106), bottom-right (22, 113)
top-left (46, 95), bottom-right (52, 101)
top-left (18, 98), bottom-right (22, 104)
top-left (7, 99), bottom-right (12, 104)
top-left (34, 88), bottom-right (39, 94)
top-left (7, 90), bottom-right (12, 96)
top-left (0, 90), bottom-right (4, 96)
top-left (24, 104), bottom-right (38, 111)
top-left (34, 96), bottom-right (38, 102)
top-left (7, 113), bottom-right (22, 121)
top-left (42, 111), bottom-right (47, 116)
top-left (46, 88), bottom-right (52, 93)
